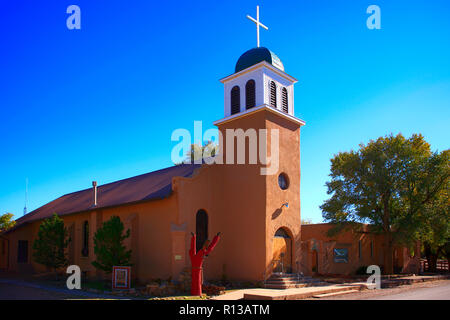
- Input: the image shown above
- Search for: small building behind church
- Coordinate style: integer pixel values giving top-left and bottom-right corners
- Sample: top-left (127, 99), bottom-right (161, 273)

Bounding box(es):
top-left (300, 223), bottom-right (420, 276)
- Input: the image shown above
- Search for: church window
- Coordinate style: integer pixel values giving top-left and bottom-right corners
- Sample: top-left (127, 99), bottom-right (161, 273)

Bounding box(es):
top-left (81, 220), bottom-right (89, 257)
top-left (196, 210), bottom-right (208, 253)
top-left (358, 240), bottom-right (362, 259)
top-left (231, 86), bottom-right (240, 115)
top-left (278, 173), bottom-right (289, 190)
top-left (282, 87), bottom-right (288, 113)
top-left (269, 81), bottom-right (277, 108)
top-left (245, 79), bottom-right (256, 109)
top-left (370, 240), bottom-right (374, 258)
top-left (17, 240), bottom-right (28, 263)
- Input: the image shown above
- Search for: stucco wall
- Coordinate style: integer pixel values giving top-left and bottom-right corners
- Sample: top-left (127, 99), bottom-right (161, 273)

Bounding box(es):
top-left (300, 223), bottom-right (420, 275)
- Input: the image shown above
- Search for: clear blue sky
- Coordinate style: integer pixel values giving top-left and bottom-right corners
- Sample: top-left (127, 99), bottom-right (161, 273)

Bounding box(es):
top-left (1, 0), bottom-right (449, 223)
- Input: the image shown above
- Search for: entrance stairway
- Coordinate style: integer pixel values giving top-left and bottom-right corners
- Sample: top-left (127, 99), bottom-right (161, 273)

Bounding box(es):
top-left (264, 273), bottom-right (329, 289)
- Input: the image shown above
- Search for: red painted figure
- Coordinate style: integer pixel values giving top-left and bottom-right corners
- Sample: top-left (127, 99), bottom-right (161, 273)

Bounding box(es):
top-left (189, 232), bottom-right (221, 296)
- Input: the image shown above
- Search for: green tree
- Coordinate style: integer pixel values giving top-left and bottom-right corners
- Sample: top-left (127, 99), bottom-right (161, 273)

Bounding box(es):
top-left (183, 141), bottom-right (218, 164)
top-left (0, 213), bottom-right (15, 232)
top-left (320, 133), bottom-right (449, 274)
top-left (32, 214), bottom-right (70, 279)
top-left (92, 216), bottom-right (132, 273)
top-left (417, 179), bottom-right (450, 272)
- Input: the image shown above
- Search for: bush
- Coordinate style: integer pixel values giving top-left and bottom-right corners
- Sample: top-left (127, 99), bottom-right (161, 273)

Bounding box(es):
top-left (91, 216), bottom-right (132, 273)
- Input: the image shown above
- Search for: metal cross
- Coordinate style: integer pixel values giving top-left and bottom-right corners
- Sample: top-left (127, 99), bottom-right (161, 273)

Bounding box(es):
top-left (246, 5), bottom-right (268, 48)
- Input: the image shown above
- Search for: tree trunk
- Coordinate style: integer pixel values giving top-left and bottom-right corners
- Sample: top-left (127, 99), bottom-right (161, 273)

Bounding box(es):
top-left (383, 233), bottom-right (394, 275)
top-left (424, 242), bottom-right (438, 273)
top-left (381, 193), bottom-right (393, 275)
top-left (426, 254), bottom-right (438, 273)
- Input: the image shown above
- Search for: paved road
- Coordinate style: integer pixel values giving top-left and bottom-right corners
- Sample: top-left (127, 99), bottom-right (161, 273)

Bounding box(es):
top-left (0, 282), bottom-right (78, 300)
top-left (366, 281), bottom-right (450, 300)
top-left (319, 280), bottom-right (450, 300)
top-left (0, 279), bottom-right (127, 300)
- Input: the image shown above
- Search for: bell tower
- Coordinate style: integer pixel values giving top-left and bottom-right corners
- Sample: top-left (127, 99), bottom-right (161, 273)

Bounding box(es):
top-left (211, 42), bottom-right (306, 279)
top-left (221, 47), bottom-right (297, 118)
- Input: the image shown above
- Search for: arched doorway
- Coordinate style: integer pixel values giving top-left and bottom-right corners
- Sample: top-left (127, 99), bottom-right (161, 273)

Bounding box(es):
top-left (195, 210), bottom-right (208, 253)
top-left (273, 228), bottom-right (292, 273)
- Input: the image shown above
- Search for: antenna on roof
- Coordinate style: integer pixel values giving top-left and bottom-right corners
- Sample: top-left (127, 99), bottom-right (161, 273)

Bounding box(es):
top-left (23, 178), bottom-right (28, 216)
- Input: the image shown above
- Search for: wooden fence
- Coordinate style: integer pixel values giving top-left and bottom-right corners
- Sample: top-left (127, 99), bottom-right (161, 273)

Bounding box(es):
top-left (420, 259), bottom-right (449, 272)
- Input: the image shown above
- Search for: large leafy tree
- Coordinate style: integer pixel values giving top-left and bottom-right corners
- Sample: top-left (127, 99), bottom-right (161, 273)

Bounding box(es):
top-left (32, 214), bottom-right (70, 278)
top-left (320, 133), bottom-right (449, 274)
top-left (92, 216), bottom-right (132, 273)
top-left (0, 213), bottom-right (15, 232)
top-left (416, 178), bottom-right (450, 272)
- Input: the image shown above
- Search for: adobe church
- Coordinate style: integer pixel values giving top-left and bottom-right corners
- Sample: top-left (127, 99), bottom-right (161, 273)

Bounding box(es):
top-left (1, 38), bottom-right (307, 282)
top-left (0, 9), bottom-right (420, 282)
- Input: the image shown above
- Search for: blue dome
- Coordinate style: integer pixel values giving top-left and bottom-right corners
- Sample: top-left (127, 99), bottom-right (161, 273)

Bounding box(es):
top-left (235, 47), bottom-right (284, 73)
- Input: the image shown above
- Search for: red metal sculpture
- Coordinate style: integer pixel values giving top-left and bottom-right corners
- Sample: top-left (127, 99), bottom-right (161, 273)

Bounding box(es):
top-left (189, 232), bottom-right (221, 296)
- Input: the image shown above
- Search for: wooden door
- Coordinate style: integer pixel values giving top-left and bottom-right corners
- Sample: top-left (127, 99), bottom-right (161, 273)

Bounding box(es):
top-left (273, 230), bottom-right (292, 273)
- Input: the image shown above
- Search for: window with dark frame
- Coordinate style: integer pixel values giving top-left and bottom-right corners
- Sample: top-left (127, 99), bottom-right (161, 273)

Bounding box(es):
top-left (230, 86), bottom-right (240, 115)
top-left (81, 220), bottom-right (89, 257)
top-left (17, 240), bottom-right (28, 263)
top-left (371, 240), bottom-right (374, 258)
top-left (245, 79), bottom-right (256, 109)
top-left (358, 240), bottom-right (362, 259)
top-left (196, 210), bottom-right (208, 253)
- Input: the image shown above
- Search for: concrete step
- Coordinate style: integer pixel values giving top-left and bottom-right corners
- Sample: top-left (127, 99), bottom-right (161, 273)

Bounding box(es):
top-left (312, 289), bottom-right (360, 298)
top-left (266, 279), bottom-right (299, 284)
top-left (269, 275), bottom-right (298, 279)
top-left (264, 283), bottom-right (306, 289)
top-left (265, 273), bottom-right (330, 289)
top-left (266, 281), bottom-right (298, 286)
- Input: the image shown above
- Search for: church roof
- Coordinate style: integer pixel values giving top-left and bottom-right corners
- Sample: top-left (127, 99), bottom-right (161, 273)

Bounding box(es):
top-left (9, 164), bottom-right (201, 231)
top-left (235, 47), bottom-right (284, 73)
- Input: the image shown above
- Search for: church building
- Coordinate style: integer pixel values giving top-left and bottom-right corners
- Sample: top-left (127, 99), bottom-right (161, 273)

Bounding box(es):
top-left (1, 43), bottom-right (306, 283)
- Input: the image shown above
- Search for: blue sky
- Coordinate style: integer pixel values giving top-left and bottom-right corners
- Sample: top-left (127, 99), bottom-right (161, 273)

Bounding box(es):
top-left (1, 0), bottom-right (449, 223)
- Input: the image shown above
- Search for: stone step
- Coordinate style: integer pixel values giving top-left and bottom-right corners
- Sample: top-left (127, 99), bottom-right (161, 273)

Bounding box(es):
top-left (312, 289), bottom-right (360, 298)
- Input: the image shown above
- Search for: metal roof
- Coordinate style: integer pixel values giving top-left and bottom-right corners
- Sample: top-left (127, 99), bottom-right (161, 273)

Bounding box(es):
top-left (8, 163), bottom-right (201, 232)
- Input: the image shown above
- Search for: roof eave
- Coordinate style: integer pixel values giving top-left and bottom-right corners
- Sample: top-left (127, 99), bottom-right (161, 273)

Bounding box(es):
top-left (220, 61), bottom-right (298, 84)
